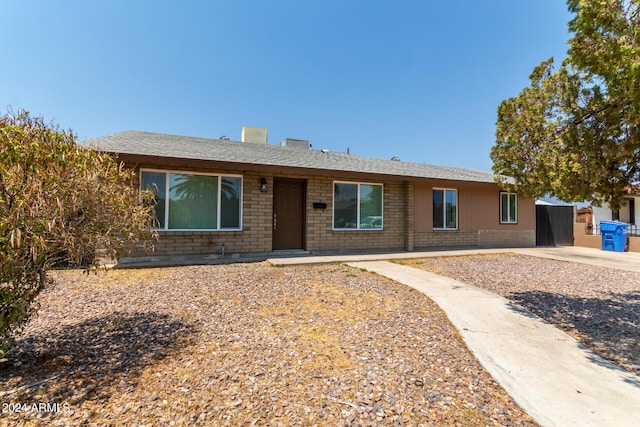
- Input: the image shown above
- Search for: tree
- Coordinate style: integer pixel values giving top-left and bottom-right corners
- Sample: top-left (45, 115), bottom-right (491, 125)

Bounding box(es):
top-left (491, 0), bottom-right (640, 209)
top-left (0, 109), bottom-right (157, 357)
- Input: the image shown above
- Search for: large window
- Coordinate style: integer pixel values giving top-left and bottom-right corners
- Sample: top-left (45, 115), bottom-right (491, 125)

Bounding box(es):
top-left (500, 192), bottom-right (517, 224)
top-left (141, 170), bottom-right (242, 230)
top-left (333, 182), bottom-right (383, 230)
top-left (433, 188), bottom-right (457, 230)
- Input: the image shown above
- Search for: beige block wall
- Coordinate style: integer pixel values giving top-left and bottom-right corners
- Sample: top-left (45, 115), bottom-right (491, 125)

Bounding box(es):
top-left (414, 231), bottom-right (478, 248)
top-left (413, 229), bottom-right (536, 250)
top-left (573, 222), bottom-right (601, 249)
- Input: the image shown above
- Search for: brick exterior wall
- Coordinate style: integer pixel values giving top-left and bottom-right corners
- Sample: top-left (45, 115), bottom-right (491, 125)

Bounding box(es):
top-left (306, 178), bottom-right (408, 252)
top-left (414, 231), bottom-right (479, 248)
top-left (124, 162), bottom-right (536, 260)
top-left (130, 170), bottom-right (274, 257)
top-left (404, 181), bottom-right (414, 251)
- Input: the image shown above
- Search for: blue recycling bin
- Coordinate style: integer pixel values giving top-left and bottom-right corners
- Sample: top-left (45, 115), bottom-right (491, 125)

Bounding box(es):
top-left (600, 220), bottom-right (629, 252)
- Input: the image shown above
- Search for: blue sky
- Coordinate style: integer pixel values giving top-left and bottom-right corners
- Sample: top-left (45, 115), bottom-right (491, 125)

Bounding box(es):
top-left (1, 1), bottom-right (572, 172)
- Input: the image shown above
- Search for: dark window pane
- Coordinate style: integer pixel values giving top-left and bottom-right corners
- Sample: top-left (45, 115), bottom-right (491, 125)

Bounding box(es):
top-left (334, 183), bottom-right (357, 228)
top-left (509, 193), bottom-right (517, 222)
top-left (501, 193), bottom-right (508, 223)
top-left (221, 177), bottom-right (241, 228)
top-left (141, 172), bottom-right (167, 228)
top-left (433, 189), bottom-right (444, 229)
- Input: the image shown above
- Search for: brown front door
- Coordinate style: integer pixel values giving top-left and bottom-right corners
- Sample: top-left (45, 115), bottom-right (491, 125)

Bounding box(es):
top-left (273, 179), bottom-right (305, 250)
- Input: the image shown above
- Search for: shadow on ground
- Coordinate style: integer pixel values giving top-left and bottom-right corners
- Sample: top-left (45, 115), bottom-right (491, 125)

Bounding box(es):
top-left (508, 290), bottom-right (640, 381)
top-left (2, 311), bottom-right (195, 404)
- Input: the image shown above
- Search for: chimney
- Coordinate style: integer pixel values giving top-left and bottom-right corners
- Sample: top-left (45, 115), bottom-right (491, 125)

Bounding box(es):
top-left (280, 138), bottom-right (311, 149)
top-left (241, 126), bottom-right (268, 144)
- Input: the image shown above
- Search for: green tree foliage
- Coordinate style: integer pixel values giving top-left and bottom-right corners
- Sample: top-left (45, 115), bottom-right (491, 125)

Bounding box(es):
top-left (491, 0), bottom-right (640, 209)
top-left (0, 109), bottom-right (157, 356)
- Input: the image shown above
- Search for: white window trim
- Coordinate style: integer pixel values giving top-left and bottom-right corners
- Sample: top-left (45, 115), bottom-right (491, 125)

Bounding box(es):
top-left (332, 181), bottom-right (384, 231)
top-left (140, 168), bottom-right (243, 231)
top-left (500, 192), bottom-right (518, 224)
top-left (433, 188), bottom-right (458, 231)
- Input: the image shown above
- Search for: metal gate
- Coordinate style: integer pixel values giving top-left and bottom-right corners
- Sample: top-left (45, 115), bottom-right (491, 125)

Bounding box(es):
top-left (536, 205), bottom-right (574, 246)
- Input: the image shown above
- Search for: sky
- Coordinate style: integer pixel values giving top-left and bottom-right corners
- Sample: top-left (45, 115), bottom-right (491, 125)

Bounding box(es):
top-left (1, 0), bottom-right (573, 172)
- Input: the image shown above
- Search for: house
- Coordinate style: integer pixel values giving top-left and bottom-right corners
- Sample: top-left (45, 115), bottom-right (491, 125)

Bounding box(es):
top-left (85, 128), bottom-right (536, 260)
top-left (572, 195), bottom-right (640, 252)
top-left (591, 197), bottom-right (638, 231)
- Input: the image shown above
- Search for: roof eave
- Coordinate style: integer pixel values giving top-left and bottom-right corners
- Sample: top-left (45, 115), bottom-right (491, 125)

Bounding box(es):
top-left (110, 151), bottom-right (495, 184)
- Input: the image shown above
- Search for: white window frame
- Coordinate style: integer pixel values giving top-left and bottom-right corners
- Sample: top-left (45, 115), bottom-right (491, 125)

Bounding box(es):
top-left (140, 168), bottom-right (243, 231)
top-left (500, 192), bottom-right (518, 224)
top-left (433, 188), bottom-right (458, 231)
top-left (332, 181), bottom-right (384, 231)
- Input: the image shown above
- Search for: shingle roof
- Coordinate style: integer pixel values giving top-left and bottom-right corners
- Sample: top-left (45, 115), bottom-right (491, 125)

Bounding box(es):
top-left (84, 130), bottom-right (497, 183)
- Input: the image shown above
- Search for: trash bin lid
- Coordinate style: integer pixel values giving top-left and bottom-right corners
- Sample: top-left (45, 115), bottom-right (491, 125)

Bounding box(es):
top-left (600, 220), bottom-right (630, 232)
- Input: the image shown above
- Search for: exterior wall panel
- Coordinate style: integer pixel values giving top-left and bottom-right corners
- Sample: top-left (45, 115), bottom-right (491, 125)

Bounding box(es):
top-left (414, 180), bottom-right (535, 231)
top-left (413, 180), bottom-right (536, 249)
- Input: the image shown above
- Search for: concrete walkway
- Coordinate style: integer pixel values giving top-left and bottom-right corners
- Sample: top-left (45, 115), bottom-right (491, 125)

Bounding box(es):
top-left (343, 260), bottom-right (640, 427)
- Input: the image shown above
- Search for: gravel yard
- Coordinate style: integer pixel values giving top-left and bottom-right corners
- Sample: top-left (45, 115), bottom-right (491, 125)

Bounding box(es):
top-left (399, 254), bottom-right (640, 377)
top-left (1, 262), bottom-right (536, 426)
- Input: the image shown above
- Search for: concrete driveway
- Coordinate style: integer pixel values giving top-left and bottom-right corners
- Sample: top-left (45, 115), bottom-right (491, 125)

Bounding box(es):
top-left (516, 246), bottom-right (640, 272)
top-left (269, 246), bottom-right (640, 273)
